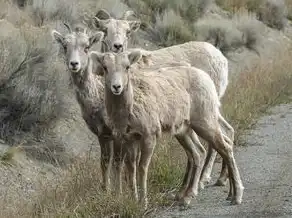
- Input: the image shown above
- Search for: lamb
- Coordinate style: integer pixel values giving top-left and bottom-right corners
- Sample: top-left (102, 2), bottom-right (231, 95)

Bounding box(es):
top-left (51, 24), bottom-right (115, 192)
top-left (91, 50), bottom-right (244, 208)
top-left (92, 9), bottom-right (233, 187)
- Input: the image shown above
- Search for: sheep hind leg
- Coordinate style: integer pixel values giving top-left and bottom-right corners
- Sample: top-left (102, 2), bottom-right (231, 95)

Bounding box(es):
top-left (174, 135), bottom-right (194, 202)
top-left (199, 144), bottom-right (217, 189)
top-left (192, 121), bottom-right (244, 205)
top-left (199, 114), bottom-right (233, 188)
top-left (213, 113), bottom-right (235, 186)
top-left (180, 130), bottom-right (206, 206)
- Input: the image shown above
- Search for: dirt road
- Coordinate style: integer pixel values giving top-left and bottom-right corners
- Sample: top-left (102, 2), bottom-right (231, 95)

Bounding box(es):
top-left (156, 104), bottom-right (292, 218)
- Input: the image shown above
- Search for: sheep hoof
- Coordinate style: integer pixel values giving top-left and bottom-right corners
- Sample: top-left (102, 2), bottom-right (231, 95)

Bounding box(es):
top-left (214, 178), bottom-right (228, 186)
top-left (179, 197), bottom-right (192, 209)
top-left (230, 198), bottom-right (242, 205)
top-left (166, 193), bottom-right (176, 201)
top-left (199, 181), bottom-right (205, 190)
top-left (226, 195), bottom-right (233, 201)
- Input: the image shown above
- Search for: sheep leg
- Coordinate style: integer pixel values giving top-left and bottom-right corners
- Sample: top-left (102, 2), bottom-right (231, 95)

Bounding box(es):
top-left (112, 138), bottom-right (127, 195)
top-left (199, 144), bottom-right (217, 189)
top-left (174, 135), bottom-right (194, 201)
top-left (199, 114), bottom-right (234, 187)
top-left (214, 113), bottom-right (234, 186)
top-left (219, 113), bottom-right (234, 142)
top-left (181, 131), bottom-right (206, 206)
top-left (124, 143), bottom-right (139, 201)
top-left (212, 134), bottom-right (243, 205)
top-left (191, 120), bottom-right (243, 205)
top-left (138, 135), bottom-right (156, 209)
top-left (99, 137), bottom-right (113, 193)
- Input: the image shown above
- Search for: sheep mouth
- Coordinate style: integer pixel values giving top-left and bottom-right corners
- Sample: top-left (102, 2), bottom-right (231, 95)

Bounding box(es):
top-left (112, 90), bottom-right (122, 95)
top-left (70, 67), bottom-right (80, 73)
top-left (113, 47), bottom-right (124, 53)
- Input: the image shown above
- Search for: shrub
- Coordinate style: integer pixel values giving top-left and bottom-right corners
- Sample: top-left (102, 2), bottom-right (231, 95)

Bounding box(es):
top-left (215, 0), bottom-right (264, 13)
top-left (0, 25), bottom-right (69, 145)
top-left (195, 17), bottom-right (243, 53)
top-left (147, 9), bottom-right (194, 47)
top-left (25, 0), bottom-right (78, 26)
top-left (233, 11), bottom-right (263, 51)
top-left (257, 0), bottom-right (288, 30)
top-left (195, 11), bottom-right (262, 53)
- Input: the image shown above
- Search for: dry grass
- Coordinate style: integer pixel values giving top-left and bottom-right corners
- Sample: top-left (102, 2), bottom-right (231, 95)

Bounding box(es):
top-left (0, 143), bottom-right (182, 218)
top-left (222, 45), bottom-right (292, 145)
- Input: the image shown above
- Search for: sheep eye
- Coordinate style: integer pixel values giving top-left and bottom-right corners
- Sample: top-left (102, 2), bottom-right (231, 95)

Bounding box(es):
top-left (84, 46), bottom-right (90, 53)
top-left (62, 44), bottom-right (67, 52)
top-left (126, 30), bottom-right (131, 36)
top-left (126, 66), bottom-right (130, 70)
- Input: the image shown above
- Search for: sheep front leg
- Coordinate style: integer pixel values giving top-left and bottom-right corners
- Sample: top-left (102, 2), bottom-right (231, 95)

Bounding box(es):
top-left (124, 143), bottom-right (139, 201)
top-left (112, 138), bottom-right (127, 195)
top-left (138, 135), bottom-right (156, 209)
top-left (99, 137), bottom-right (113, 193)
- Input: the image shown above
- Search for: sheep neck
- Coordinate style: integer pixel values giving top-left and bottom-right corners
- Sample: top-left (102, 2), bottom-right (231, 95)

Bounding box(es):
top-left (71, 57), bottom-right (104, 110)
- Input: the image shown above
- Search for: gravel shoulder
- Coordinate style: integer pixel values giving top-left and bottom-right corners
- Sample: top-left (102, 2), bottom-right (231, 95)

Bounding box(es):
top-left (156, 104), bottom-right (292, 218)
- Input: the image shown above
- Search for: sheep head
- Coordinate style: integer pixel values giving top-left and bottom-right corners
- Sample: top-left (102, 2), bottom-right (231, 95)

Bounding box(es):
top-left (52, 23), bottom-right (104, 73)
top-left (92, 9), bottom-right (141, 53)
top-left (91, 50), bottom-right (142, 95)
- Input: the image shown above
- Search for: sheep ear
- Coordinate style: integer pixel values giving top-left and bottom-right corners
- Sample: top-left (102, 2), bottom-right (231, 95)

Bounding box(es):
top-left (51, 30), bottom-right (65, 45)
top-left (95, 9), bottom-right (111, 20)
top-left (90, 51), bottom-right (106, 76)
top-left (129, 21), bottom-right (141, 32)
top-left (128, 50), bottom-right (142, 65)
top-left (89, 31), bottom-right (104, 47)
top-left (93, 17), bottom-right (108, 30)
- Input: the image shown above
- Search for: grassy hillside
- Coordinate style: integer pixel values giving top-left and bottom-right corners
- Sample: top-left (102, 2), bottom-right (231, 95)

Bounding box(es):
top-left (0, 0), bottom-right (292, 217)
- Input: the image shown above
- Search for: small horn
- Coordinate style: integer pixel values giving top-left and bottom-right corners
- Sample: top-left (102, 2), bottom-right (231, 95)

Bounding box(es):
top-left (121, 10), bottom-right (135, 20)
top-left (93, 17), bottom-right (107, 29)
top-left (95, 9), bottom-right (111, 20)
top-left (63, 23), bottom-right (72, 33)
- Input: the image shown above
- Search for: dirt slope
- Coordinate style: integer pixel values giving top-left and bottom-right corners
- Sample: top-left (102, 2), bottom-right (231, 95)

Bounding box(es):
top-left (156, 103), bottom-right (292, 218)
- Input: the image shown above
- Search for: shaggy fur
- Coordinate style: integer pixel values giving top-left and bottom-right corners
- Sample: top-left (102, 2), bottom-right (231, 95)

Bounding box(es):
top-left (93, 51), bottom-right (244, 208)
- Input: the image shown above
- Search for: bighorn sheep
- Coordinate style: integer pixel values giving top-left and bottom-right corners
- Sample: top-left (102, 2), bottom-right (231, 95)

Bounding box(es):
top-left (84, 9), bottom-right (141, 53)
top-left (51, 24), bottom-right (116, 191)
top-left (91, 50), bottom-right (244, 208)
top-left (91, 9), bottom-right (233, 188)
top-left (50, 24), bottom-right (192, 194)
